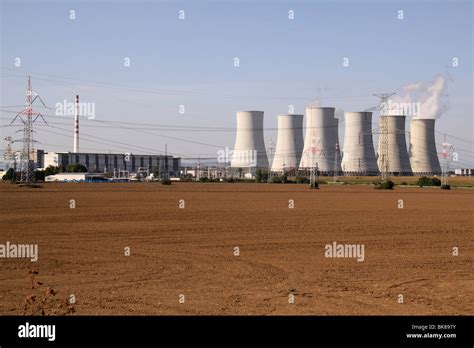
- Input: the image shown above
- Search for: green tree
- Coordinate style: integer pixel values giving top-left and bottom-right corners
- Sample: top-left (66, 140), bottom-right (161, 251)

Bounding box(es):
top-left (255, 169), bottom-right (268, 183)
top-left (44, 165), bottom-right (60, 176)
top-left (66, 163), bottom-right (88, 173)
top-left (2, 168), bottom-right (14, 181)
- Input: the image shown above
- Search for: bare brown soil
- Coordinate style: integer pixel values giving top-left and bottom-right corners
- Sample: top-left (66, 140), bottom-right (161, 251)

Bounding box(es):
top-left (0, 182), bottom-right (472, 315)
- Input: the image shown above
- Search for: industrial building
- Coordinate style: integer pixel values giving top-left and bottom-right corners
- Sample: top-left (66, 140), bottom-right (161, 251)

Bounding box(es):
top-left (45, 173), bottom-right (109, 182)
top-left (341, 112), bottom-right (379, 175)
top-left (230, 111), bottom-right (269, 174)
top-left (41, 151), bottom-right (181, 174)
top-left (226, 106), bottom-right (445, 178)
top-left (454, 168), bottom-right (473, 176)
top-left (299, 107), bottom-right (340, 174)
top-left (271, 114), bottom-right (304, 172)
top-left (377, 115), bottom-right (412, 175)
top-left (409, 119), bottom-right (442, 175)
top-left (3, 77), bottom-right (453, 183)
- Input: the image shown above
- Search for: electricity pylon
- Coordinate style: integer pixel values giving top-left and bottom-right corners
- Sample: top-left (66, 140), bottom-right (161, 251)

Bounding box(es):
top-left (367, 92), bottom-right (396, 183)
top-left (10, 77), bottom-right (47, 184)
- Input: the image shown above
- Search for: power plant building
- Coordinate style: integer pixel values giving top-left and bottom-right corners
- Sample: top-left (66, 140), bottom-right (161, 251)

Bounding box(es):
top-left (377, 115), bottom-right (412, 175)
top-left (41, 151), bottom-right (181, 174)
top-left (299, 107), bottom-right (340, 174)
top-left (230, 111), bottom-right (269, 173)
top-left (341, 112), bottom-right (379, 175)
top-left (409, 119), bottom-right (442, 175)
top-left (271, 114), bottom-right (304, 172)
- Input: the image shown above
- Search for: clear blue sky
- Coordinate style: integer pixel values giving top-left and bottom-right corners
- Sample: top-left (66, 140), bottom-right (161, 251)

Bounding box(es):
top-left (0, 0), bottom-right (472, 166)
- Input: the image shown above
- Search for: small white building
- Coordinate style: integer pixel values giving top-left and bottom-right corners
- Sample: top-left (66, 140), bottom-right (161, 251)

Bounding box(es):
top-left (45, 173), bottom-right (109, 182)
top-left (454, 168), bottom-right (473, 176)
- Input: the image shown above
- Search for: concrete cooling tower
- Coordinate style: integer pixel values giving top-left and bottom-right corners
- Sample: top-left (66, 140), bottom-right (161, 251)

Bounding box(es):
top-left (299, 107), bottom-right (340, 174)
top-left (409, 119), bottom-right (441, 175)
top-left (230, 111), bottom-right (269, 170)
top-left (341, 112), bottom-right (379, 175)
top-left (377, 115), bottom-right (412, 175)
top-left (271, 114), bottom-right (304, 172)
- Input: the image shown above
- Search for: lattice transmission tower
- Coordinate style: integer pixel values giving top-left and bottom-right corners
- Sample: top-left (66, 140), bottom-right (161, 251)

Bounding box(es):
top-left (305, 128), bottom-right (319, 189)
top-left (441, 135), bottom-right (454, 187)
top-left (10, 77), bottom-right (47, 184)
top-left (367, 92), bottom-right (396, 183)
top-left (3, 136), bottom-right (14, 170)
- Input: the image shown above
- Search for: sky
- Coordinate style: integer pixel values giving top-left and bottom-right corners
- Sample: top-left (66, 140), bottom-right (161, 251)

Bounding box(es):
top-left (0, 0), bottom-right (472, 167)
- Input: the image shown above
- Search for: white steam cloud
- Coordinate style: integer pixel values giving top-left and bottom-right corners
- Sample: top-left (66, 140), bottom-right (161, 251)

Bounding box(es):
top-left (387, 74), bottom-right (452, 119)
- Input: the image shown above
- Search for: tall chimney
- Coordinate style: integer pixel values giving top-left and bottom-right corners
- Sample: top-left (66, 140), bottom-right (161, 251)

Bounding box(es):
top-left (73, 95), bottom-right (79, 153)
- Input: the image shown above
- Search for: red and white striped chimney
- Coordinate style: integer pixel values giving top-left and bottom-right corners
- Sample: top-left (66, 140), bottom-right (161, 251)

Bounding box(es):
top-left (73, 95), bottom-right (79, 153)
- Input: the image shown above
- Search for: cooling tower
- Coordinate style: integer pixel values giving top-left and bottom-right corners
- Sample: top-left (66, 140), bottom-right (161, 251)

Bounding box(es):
top-left (377, 115), bottom-right (412, 175)
top-left (409, 119), bottom-right (441, 175)
top-left (341, 112), bottom-right (379, 175)
top-left (299, 107), bottom-right (339, 173)
top-left (231, 111), bottom-right (269, 169)
top-left (271, 114), bottom-right (304, 172)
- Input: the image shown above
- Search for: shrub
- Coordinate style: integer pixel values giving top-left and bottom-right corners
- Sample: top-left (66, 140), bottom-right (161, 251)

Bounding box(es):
top-left (309, 181), bottom-right (319, 189)
top-left (417, 176), bottom-right (441, 187)
top-left (34, 170), bottom-right (45, 182)
top-left (270, 176), bottom-right (282, 183)
top-left (441, 184), bottom-right (451, 190)
top-left (2, 168), bottom-right (14, 181)
top-left (235, 178), bottom-right (256, 183)
top-left (417, 176), bottom-right (429, 187)
top-left (295, 176), bottom-right (310, 184)
top-left (255, 169), bottom-right (268, 183)
top-left (375, 180), bottom-right (394, 190)
top-left (161, 178), bottom-right (172, 185)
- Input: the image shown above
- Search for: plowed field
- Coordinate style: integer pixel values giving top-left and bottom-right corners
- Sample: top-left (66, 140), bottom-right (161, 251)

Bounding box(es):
top-left (0, 183), bottom-right (472, 315)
